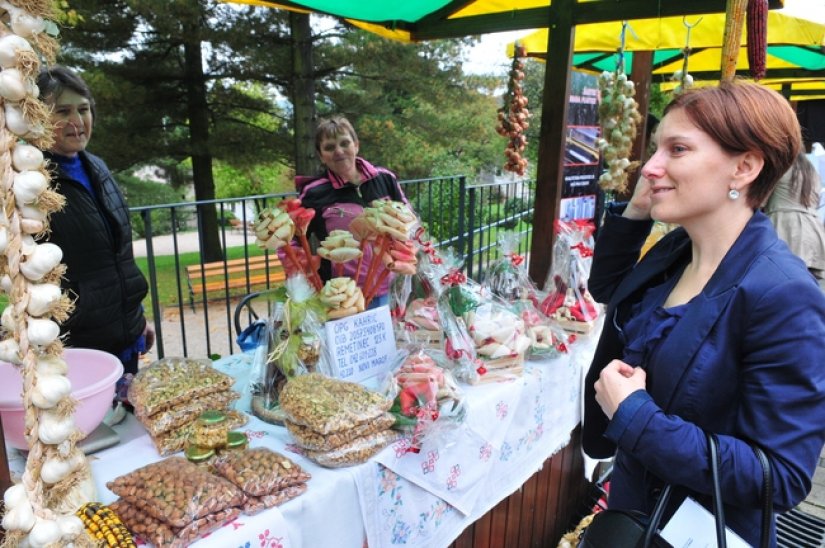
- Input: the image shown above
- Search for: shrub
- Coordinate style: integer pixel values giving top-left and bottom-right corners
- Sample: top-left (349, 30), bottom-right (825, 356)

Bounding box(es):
top-left (118, 173), bottom-right (190, 237)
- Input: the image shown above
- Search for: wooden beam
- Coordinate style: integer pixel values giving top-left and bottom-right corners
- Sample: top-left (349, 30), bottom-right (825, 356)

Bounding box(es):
top-left (528, 0), bottom-right (575, 290)
top-left (627, 50), bottom-right (654, 199)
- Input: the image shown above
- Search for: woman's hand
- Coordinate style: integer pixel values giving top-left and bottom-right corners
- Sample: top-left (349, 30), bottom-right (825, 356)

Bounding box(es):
top-left (623, 176), bottom-right (653, 220)
top-left (594, 359), bottom-right (647, 419)
top-left (142, 322), bottom-right (155, 353)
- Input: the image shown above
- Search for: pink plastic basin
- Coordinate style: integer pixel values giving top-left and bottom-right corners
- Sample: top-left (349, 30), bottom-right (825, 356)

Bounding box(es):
top-left (0, 348), bottom-right (123, 450)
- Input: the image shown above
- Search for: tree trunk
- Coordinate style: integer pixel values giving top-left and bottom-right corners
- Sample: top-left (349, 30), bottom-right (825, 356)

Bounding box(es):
top-left (183, 10), bottom-right (223, 263)
top-left (290, 12), bottom-right (318, 177)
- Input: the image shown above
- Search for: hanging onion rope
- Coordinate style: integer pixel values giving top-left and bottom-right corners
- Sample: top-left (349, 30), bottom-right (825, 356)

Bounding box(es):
top-left (496, 42), bottom-right (530, 176)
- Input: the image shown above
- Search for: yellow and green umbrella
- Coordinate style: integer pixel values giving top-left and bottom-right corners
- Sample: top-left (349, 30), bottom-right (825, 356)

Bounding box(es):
top-left (509, 10), bottom-right (825, 83)
top-left (226, 0), bottom-right (783, 41)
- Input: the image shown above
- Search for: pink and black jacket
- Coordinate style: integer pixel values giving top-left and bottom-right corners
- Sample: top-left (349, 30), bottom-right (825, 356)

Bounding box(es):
top-left (296, 158), bottom-right (408, 297)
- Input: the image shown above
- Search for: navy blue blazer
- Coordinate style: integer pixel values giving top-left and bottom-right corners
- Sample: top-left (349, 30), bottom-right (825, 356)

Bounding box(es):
top-left (583, 210), bottom-right (825, 546)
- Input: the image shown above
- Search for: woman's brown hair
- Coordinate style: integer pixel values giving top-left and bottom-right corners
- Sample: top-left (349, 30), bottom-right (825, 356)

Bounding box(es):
top-left (314, 115), bottom-right (358, 152)
top-left (663, 82), bottom-right (801, 208)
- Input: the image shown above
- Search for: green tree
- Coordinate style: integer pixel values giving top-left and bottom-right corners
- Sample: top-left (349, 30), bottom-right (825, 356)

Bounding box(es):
top-left (317, 31), bottom-right (501, 180)
top-left (55, 0), bottom-right (293, 261)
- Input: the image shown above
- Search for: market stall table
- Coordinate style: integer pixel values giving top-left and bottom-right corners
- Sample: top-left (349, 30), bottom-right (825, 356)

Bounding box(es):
top-left (4, 327), bottom-right (599, 547)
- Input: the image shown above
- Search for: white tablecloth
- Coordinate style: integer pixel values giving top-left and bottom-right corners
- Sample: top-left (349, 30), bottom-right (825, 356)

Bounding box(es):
top-left (5, 326), bottom-right (599, 548)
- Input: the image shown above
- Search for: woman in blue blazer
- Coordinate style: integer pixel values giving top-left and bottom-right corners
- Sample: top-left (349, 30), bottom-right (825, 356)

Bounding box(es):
top-left (583, 82), bottom-right (825, 546)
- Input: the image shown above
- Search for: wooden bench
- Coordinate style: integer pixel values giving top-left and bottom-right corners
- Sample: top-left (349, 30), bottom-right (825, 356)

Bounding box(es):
top-left (186, 254), bottom-right (286, 310)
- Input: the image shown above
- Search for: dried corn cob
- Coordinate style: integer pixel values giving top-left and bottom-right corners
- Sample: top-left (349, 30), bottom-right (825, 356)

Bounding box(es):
top-left (721, 0), bottom-right (749, 82)
top-left (746, 0), bottom-right (768, 80)
top-left (76, 502), bottom-right (137, 547)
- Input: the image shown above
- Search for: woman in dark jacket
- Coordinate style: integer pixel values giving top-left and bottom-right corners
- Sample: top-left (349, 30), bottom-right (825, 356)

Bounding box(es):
top-left (583, 82), bottom-right (825, 545)
top-left (36, 66), bottom-right (153, 376)
top-left (296, 115), bottom-right (409, 308)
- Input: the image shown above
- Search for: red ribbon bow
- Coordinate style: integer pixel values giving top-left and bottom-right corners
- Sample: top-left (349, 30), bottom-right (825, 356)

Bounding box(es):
top-left (414, 226), bottom-right (443, 265)
top-left (571, 242), bottom-right (593, 258)
top-left (440, 270), bottom-right (467, 286)
top-left (508, 253), bottom-right (525, 266)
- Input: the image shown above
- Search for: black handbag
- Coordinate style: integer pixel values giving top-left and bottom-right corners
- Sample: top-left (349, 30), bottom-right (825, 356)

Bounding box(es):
top-left (578, 433), bottom-right (773, 548)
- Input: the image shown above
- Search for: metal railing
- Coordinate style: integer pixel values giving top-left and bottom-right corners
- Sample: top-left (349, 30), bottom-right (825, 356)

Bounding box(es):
top-left (131, 175), bottom-right (535, 360)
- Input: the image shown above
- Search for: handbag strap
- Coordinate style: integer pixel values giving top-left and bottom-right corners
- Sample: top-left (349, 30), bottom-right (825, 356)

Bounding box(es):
top-left (641, 483), bottom-right (673, 548)
top-left (643, 433), bottom-right (726, 548)
top-left (708, 433), bottom-right (727, 548)
top-left (753, 445), bottom-right (773, 548)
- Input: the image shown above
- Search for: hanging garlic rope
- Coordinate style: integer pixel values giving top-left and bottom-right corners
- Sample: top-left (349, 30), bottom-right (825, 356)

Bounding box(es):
top-left (0, 2), bottom-right (96, 547)
top-left (596, 21), bottom-right (642, 194)
top-left (671, 16), bottom-right (701, 95)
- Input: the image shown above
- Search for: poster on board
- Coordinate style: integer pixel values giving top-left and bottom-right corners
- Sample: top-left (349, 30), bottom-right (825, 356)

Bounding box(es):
top-left (561, 70), bottom-right (602, 224)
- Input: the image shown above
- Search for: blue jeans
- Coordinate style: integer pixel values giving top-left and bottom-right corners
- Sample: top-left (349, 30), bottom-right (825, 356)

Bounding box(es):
top-left (368, 294), bottom-right (389, 310)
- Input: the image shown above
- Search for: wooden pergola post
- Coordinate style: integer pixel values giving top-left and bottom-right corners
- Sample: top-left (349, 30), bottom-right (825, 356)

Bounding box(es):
top-left (528, 0), bottom-right (575, 290)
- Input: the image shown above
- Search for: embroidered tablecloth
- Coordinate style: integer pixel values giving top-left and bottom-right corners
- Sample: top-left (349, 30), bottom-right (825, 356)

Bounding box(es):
top-left (4, 324), bottom-right (599, 548)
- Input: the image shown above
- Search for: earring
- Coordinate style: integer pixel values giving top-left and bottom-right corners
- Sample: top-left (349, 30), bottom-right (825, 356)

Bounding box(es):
top-left (728, 188), bottom-right (740, 200)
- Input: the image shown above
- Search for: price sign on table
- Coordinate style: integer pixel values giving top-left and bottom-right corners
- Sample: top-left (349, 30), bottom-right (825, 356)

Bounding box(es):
top-left (324, 305), bottom-right (396, 383)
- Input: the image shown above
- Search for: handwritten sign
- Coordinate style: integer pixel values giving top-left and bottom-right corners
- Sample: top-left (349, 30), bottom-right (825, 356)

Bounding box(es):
top-left (324, 305), bottom-right (396, 383)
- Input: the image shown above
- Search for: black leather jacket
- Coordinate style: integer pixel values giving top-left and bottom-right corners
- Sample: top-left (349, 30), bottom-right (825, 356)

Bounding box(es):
top-left (44, 151), bottom-right (148, 355)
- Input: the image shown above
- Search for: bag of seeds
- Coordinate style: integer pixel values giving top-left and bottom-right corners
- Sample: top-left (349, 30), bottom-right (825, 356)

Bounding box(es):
top-left (279, 373), bottom-right (393, 435)
top-left (129, 357), bottom-right (234, 418)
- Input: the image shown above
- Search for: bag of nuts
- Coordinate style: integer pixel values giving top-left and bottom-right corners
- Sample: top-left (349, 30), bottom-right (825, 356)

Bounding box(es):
top-left (139, 390), bottom-right (240, 437)
top-left (107, 457), bottom-right (246, 528)
top-left (303, 429), bottom-right (402, 468)
top-left (129, 357), bottom-right (235, 417)
top-left (242, 483), bottom-right (308, 516)
top-left (110, 499), bottom-right (241, 548)
top-left (212, 447), bottom-right (311, 497)
top-left (279, 373), bottom-right (393, 435)
top-left (284, 412), bottom-right (396, 452)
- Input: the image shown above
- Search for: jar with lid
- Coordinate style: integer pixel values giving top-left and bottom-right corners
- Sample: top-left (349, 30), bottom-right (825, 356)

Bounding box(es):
top-left (224, 431), bottom-right (249, 452)
top-left (193, 410), bottom-right (229, 449)
top-left (185, 445), bottom-right (216, 467)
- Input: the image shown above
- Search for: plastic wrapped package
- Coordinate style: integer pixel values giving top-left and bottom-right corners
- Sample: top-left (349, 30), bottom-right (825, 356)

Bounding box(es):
top-left (212, 447), bottom-right (311, 497)
top-left (540, 220), bottom-right (601, 333)
top-left (511, 299), bottom-right (571, 360)
top-left (285, 413), bottom-right (396, 452)
top-left (303, 429), bottom-right (402, 468)
top-left (382, 348), bottom-right (467, 452)
top-left (129, 357), bottom-right (234, 418)
top-left (248, 276), bottom-right (330, 426)
top-left (107, 457), bottom-right (246, 529)
top-left (436, 266), bottom-right (486, 384)
top-left (110, 499), bottom-right (241, 548)
top-left (392, 238), bottom-right (448, 349)
top-left (242, 484), bottom-right (308, 516)
top-left (268, 276), bottom-right (329, 378)
top-left (465, 299), bottom-right (531, 381)
top-left (484, 231), bottom-right (531, 302)
top-left (279, 373), bottom-right (393, 435)
top-left (140, 390), bottom-right (240, 437)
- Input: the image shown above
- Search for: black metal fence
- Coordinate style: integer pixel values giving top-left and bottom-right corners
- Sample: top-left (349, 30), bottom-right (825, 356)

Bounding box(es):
top-left (131, 175), bottom-right (534, 360)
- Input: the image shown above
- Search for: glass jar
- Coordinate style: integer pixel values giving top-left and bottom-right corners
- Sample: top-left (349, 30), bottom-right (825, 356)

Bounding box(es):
top-left (185, 444), bottom-right (215, 467)
top-left (193, 410), bottom-right (229, 450)
top-left (224, 430), bottom-right (249, 452)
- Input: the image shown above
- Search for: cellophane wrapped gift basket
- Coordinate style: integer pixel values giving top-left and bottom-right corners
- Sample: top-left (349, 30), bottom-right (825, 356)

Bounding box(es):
top-left (391, 231), bottom-right (447, 350)
top-left (540, 220), bottom-right (601, 333)
top-left (247, 275), bottom-right (330, 426)
top-left (483, 231), bottom-right (571, 360)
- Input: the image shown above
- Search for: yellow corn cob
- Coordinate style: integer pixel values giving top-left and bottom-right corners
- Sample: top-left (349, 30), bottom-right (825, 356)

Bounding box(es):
top-left (76, 502), bottom-right (137, 548)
